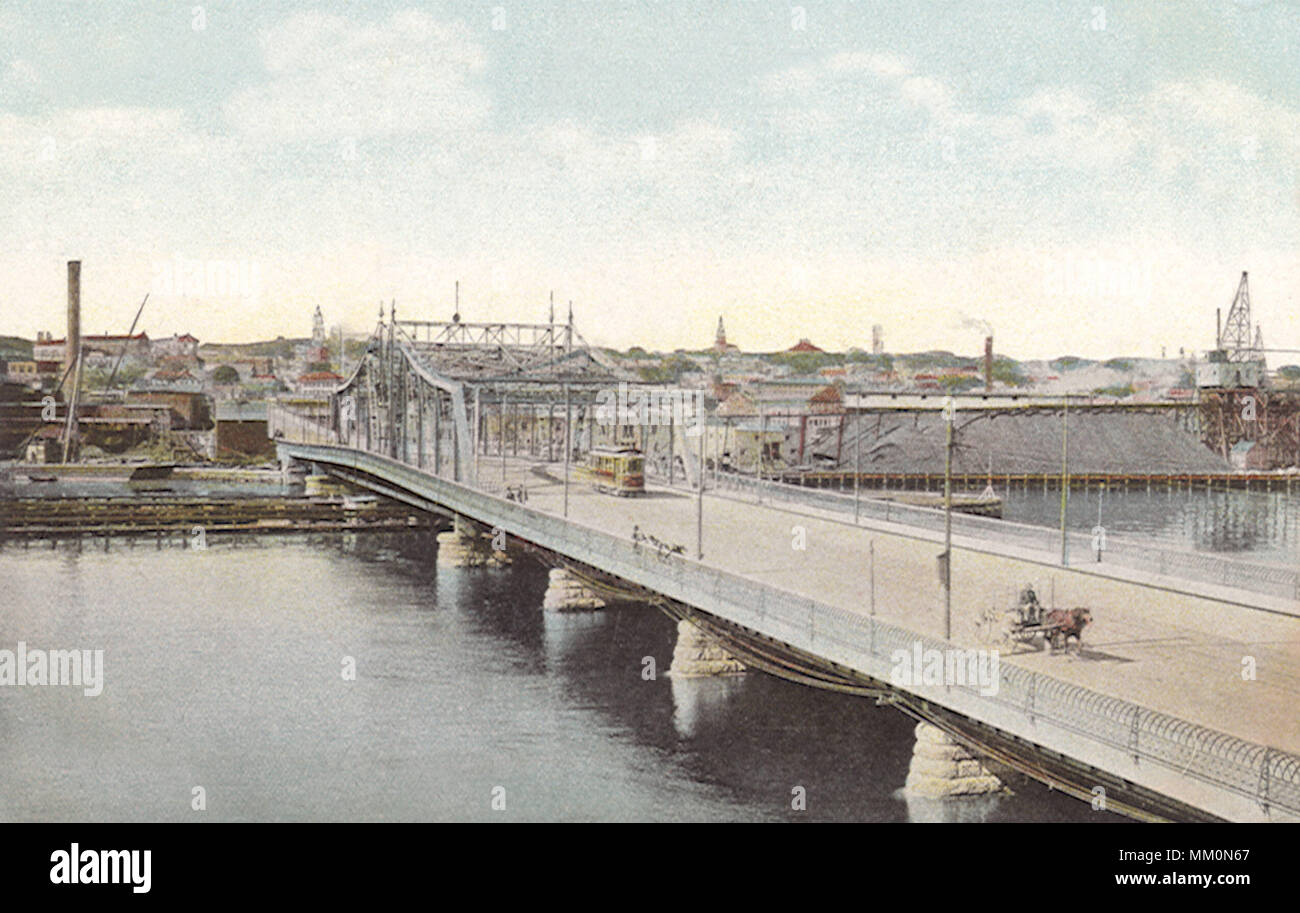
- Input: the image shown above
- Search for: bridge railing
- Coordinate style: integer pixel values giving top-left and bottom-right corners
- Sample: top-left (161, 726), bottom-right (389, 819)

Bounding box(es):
top-left (710, 471), bottom-right (1300, 603)
top-left (288, 442), bottom-right (1300, 819)
top-left (268, 402), bottom-right (339, 447)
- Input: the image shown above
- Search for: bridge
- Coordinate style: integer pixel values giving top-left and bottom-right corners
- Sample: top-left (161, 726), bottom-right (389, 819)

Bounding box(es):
top-left (277, 309), bottom-right (1300, 823)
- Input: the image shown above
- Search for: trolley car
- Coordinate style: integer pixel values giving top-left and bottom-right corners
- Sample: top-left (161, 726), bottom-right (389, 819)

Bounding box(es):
top-left (579, 447), bottom-right (645, 496)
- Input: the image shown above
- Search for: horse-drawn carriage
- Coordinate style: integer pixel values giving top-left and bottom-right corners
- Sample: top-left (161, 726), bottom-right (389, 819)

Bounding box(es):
top-left (978, 585), bottom-right (1093, 655)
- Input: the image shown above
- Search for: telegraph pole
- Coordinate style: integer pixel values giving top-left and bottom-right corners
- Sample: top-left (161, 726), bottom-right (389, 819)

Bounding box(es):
top-left (1060, 396), bottom-right (1070, 566)
top-left (854, 413), bottom-right (861, 524)
top-left (942, 397), bottom-right (954, 641)
top-left (695, 434), bottom-right (705, 560)
top-left (869, 539), bottom-right (876, 616)
top-left (1095, 481), bottom-right (1105, 563)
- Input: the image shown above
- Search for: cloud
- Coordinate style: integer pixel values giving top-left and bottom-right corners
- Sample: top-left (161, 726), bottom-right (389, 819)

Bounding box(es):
top-left (223, 10), bottom-right (488, 142)
top-left (826, 52), bottom-right (912, 79)
top-left (754, 50), bottom-right (1300, 184)
top-left (898, 75), bottom-right (955, 119)
top-left (3, 10), bottom-right (1299, 356)
top-left (0, 106), bottom-right (195, 175)
top-left (5, 58), bottom-right (38, 87)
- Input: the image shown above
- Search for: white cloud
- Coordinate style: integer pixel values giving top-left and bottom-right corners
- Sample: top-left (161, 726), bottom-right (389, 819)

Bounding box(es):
top-left (531, 118), bottom-right (736, 185)
top-left (0, 106), bottom-right (195, 174)
top-left (224, 10), bottom-right (488, 142)
top-left (3, 14), bottom-right (1299, 358)
top-left (826, 52), bottom-right (912, 79)
top-left (5, 58), bottom-right (39, 87)
top-left (899, 76), bottom-right (955, 119)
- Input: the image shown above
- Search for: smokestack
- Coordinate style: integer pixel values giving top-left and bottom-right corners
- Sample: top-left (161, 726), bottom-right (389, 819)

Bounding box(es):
top-left (984, 335), bottom-right (993, 393)
top-left (64, 260), bottom-right (81, 398)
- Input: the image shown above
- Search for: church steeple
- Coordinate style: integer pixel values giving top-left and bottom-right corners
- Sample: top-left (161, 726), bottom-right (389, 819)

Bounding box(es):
top-left (715, 315), bottom-right (727, 348)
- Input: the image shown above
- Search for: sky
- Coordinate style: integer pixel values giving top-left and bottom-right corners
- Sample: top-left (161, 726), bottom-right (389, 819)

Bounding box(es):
top-left (1, 0), bottom-right (1299, 360)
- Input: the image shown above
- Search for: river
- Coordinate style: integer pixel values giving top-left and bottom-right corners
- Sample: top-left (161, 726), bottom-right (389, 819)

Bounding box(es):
top-left (0, 531), bottom-right (1107, 822)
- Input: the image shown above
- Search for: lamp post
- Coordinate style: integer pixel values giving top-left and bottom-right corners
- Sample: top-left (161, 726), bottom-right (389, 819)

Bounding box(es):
top-left (563, 385), bottom-right (571, 518)
top-left (695, 432), bottom-right (705, 560)
top-left (1094, 481), bottom-right (1105, 562)
top-left (854, 412), bottom-right (861, 524)
top-left (942, 396), bottom-right (954, 641)
top-left (1059, 396), bottom-right (1070, 566)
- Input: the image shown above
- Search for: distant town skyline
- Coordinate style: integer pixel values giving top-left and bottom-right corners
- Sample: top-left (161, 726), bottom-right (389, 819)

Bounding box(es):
top-left (2, 1), bottom-right (1299, 359)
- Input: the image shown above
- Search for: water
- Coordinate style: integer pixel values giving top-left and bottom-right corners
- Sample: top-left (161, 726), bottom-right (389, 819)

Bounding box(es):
top-left (2, 475), bottom-right (296, 499)
top-left (1000, 483), bottom-right (1300, 565)
top-left (0, 532), bottom-right (1103, 822)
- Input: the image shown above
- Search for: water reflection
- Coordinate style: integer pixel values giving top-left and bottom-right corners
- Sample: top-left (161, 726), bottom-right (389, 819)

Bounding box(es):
top-left (903, 791), bottom-right (1003, 823)
top-left (0, 531), bottom-right (1107, 822)
top-left (669, 675), bottom-right (748, 740)
top-left (1003, 486), bottom-right (1299, 563)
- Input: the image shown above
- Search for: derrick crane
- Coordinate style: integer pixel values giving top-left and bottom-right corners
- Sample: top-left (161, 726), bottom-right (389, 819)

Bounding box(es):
top-left (1197, 272), bottom-right (1267, 389)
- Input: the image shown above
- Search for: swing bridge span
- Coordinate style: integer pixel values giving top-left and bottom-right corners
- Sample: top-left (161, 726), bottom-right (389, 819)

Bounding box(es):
top-left (276, 313), bottom-right (1300, 823)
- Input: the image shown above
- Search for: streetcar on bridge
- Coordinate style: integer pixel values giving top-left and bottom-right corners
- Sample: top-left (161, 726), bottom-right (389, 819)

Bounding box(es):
top-left (579, 447), bottom-right (646, 496)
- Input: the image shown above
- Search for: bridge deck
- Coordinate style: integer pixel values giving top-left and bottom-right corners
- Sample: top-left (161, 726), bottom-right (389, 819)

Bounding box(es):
top-left (493, 457), bottom-right (1298, 757)
top-left (283, 441), bottom-right (1300, 818)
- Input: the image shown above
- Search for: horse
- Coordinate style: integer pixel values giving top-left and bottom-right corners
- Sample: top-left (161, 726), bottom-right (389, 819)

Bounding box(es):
top-left (1045, 608), bottom-right (1092, 638)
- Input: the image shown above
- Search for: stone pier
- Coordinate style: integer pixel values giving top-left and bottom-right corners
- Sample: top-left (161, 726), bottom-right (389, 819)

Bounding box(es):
top-left (436, 521), bottom-right (510, 568)
top-left (903, 721), bottom-right (1005, 798)
top-left (668, 618), bottom-right (746, 676)
top-left (542, 567), bottom-right (607, 611)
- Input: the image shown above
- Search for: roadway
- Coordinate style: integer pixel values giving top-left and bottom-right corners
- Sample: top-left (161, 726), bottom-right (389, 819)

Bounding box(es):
top-left (488, 456), bottom-right (1300, 757)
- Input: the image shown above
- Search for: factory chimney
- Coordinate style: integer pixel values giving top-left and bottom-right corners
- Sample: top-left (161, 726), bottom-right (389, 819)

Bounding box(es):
top-left (64, 260), bottom-right (81, 398)
top-left (983, 335), bottom-right (993, 393)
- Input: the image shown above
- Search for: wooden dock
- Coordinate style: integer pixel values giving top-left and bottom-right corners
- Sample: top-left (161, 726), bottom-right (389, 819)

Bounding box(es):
top-left (0, 495), bottom-right (435, 536)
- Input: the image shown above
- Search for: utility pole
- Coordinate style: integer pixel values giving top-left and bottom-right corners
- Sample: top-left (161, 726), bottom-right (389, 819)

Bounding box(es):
top-left (869, 539), bottom-right (875, 616)
top-left (1095, 481), bottom-right (1105, 563)
top-left (501, 392), bottom-right (508, 482)
top-left (695, 434), bottom-right (704, 560)
top-left (942, 397), bottom-right (954, 641)
top-left (1060, 396), bottom-right (1070, 566)
top-left (854, 413), bottom-right (861, 523)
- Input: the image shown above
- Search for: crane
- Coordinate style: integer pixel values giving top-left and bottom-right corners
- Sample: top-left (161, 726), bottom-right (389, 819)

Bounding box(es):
top-left (1198, 272), bottom-right (1270, 389)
